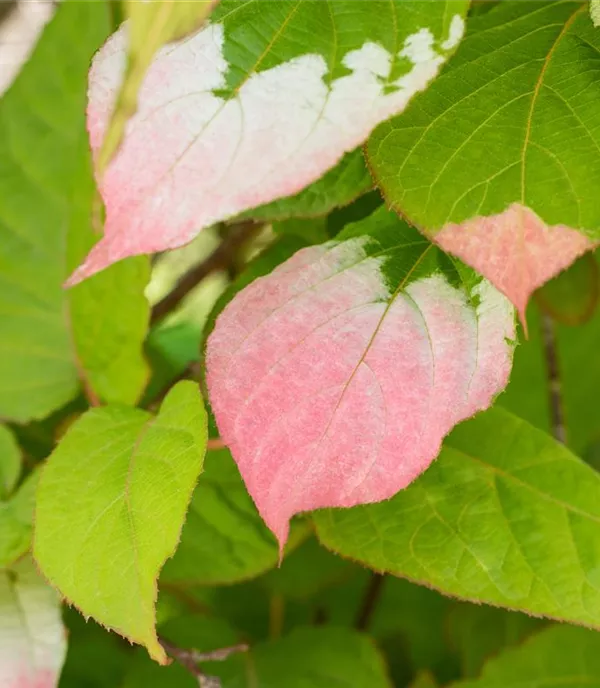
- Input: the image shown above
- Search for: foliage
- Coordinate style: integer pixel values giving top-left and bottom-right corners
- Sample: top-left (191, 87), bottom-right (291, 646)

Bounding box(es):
top-left (1, 0), bottom-right (600, 686)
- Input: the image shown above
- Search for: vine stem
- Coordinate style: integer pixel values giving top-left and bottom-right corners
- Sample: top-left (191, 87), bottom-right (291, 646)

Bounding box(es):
top-left (159, 636), bottom-right (248, 688)
top-left (540, 312), bottom-right (566, 444)
top-left (355, 573), bottom-right (385, 631)
top-left (150, 220), bottom-right (261, 326)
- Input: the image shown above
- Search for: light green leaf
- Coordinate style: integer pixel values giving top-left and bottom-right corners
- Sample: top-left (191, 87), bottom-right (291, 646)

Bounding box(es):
top-left (98, 0), bottom-right (219, 171)
top-left (67, 192), bottom-right (150, 406)
top-left (241, 149), bottom-right (373, 222)
top-left (161, 448), bottom-right (309, 586)
top-left (314, 407), bottom-right (600, 628)
top-left (0, 425), bottom-right (21, 499)
top-left (34, 381), bottom-right (207, 663)
top-left (0, 468), bottom-right (39, 567)
top-left (452, 624), bottom-right (600, 688)
top-left (0, 556), bottom-right (66, 687)
top-left (0, 1), bottom-right (149, 421)
top-left (213, 627), bottom-right (392, 687)
top-left (592, 0), bottom-right (600, 26)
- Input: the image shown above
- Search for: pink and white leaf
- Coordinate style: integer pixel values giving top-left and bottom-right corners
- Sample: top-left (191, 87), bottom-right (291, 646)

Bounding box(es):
top-left (435, 203), bottom-right (595, 326)
top-left (0, 557), bottom-right (66, 688)
top-left (206, 230), bottom-right (516, 548)
top-left (68, 10), bottom-right (465, 284)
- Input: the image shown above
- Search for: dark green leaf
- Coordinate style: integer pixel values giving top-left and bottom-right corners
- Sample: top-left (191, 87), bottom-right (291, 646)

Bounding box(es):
top-left (452, 625), bottom-right (600, 688)
top-left (161, 449), bottom-right (309, 586)
top-left (240, 150), bottom-right (373, 222)
top-left (448, 604), bottom-right (545, 678)
top-left (213, 627), bottom-right (392, 687)
top-left (536, 254), bottom-right (598, 326)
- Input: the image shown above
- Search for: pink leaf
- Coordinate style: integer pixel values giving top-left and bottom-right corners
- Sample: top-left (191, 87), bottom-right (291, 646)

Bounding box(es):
top-left (67, 8), bottom-right (466, 285)
top-left (434, 203), bottom-right (595, 327)
top-left (206, 214), bottom-right (516, 548)
top-left (0, 558), bottom-right (66, 688)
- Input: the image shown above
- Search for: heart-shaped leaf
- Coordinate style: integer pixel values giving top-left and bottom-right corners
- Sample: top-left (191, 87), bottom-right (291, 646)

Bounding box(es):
top-left (207, 207), bottom-right (515, 548)
top-left (367, 2), bottom-right (600, 322)
top-left (68, 0), bottom-right (468, 284)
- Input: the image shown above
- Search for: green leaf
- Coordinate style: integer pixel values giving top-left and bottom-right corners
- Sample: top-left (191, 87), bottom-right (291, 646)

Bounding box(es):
top-left (212, 627), bottom-right (392, 687)
top-left (161, 448), bottom-right (309, 586)
top-left (240, 150), bottom-right (373, 222)
top-left (0, 468), bottom-right (39, 567)
top-left (0, 425), bottom-right (21, 499)
top-left (501, 298), bottom-right (600, 455)
top-left (59, 610), bottom-right (131, 688)
top-left (367, 1), bottom-right (600, 319)
top-left (0, 1), bottom-right (149, 421)
top-left (448, 604), bottom-right (545, 678)
top-left (591, 0), bottom-right (600, 26)
top-left (314, 407), bottom-right (600, 628)
top-left (409, 673), bottom-right (439, 688)
top-left (535, 253), bottom-right (598, 326)
top-left (142, 323), bottom-right (202, 406)
top-left (368, 1), bottom-right (599, 234)
top-left (0, 416), bottom-right (35, 569)
top-left (259, 537), bottom-right (354, 601)
top-left (67, 221), bottom-right (150, 406)
top-left (34, 381), bottom-right (207, 663)
top-left (273, 217), bottom-right (331, 245)
top-left (0, 556), bottom-right (67, 686)
top-left (452, 624), bottom-right (600, 688)
top-left (369, 578), bottom-right (457, 681)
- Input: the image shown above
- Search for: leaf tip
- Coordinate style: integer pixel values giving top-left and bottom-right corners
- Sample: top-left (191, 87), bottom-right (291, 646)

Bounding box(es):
top-left (434, 203), bottom-right (595, 321)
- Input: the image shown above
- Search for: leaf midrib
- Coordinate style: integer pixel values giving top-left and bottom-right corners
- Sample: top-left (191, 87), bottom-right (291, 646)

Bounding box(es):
top-left (520, 3), bottom-right (586, 204)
